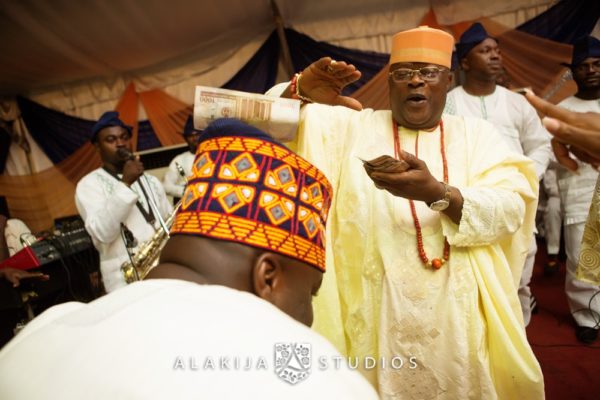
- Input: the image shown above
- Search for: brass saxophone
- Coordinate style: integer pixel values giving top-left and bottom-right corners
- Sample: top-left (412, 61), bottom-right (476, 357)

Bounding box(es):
top-left (121, 203), bottom-right (180, 283)
top-left (121, 163), bottom-right (187, 284)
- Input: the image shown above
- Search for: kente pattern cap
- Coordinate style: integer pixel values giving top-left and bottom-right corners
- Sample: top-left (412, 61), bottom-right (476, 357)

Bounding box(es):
top-left (390, 26), bottom-right (454, 68)
top-left (91, 111), bottom-right (132, 142)
top-left (455, 22), bottom-right (497, 61)
top-left (171, 118), bottom-right (333, 271)
top-left (568, 36), bottom-right (600, 67)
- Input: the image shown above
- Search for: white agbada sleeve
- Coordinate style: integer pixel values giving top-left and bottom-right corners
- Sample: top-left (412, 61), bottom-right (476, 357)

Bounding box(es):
top-left (75, 171), bottom-right (139, 244)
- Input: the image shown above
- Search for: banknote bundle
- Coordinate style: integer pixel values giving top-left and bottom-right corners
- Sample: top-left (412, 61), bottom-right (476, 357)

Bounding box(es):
top-left (194, 86), bottom-right (300, 142)
top-left (361, 155), bottom-right (410, 174)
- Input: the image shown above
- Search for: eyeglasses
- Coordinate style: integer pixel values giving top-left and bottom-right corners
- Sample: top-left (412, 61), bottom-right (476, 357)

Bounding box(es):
top-left (389, 66), bottom-right (447, 83)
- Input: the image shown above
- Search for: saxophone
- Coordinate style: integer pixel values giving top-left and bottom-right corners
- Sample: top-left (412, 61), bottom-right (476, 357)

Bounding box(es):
top-left (121, 163), bottom-right (186, 284)
top-left (121, 203), bottom-right (180, 283)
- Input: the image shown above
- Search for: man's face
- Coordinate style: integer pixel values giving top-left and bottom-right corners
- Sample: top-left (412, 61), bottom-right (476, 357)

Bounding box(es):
top-left (270, 257), bottom-right (323, 327)
top-left (389, 62), bottom-right (452, 130)
top-left (461, 38), bottom-right (502, 79)
top-left (572, 57), bottom-right (600, 91)
top-left (184, 132), bottom-right (200, 153)
top-left (95, 126), bottom-right (133, 167)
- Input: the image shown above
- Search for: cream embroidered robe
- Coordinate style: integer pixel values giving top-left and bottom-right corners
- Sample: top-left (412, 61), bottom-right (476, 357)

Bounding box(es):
top-left (291, 104), bottom-right (544, 400)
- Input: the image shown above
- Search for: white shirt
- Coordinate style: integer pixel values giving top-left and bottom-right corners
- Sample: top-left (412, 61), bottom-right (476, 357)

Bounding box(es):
top-left (75, 168), bottom-right (172, 292)
top-left (0, 280), bottom-right (379, 400)
top-left (4, 219), bottom-right (32, 256)
top-left (446, 85), bottom-right (552, 180)
top-left (555, 96), bottom-right (600, 225)
top-left (162, 151), bottom-right (195, 198)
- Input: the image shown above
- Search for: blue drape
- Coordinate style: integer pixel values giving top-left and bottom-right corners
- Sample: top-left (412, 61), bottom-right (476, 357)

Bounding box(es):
top-left (223, 30), bottom-right (279, 94)
top-left (285, 28), bottom-right (389, 95)
top-left (517, 0), bottom-right (600, 44)
top-left (17, 96), bottom-right (95, 164)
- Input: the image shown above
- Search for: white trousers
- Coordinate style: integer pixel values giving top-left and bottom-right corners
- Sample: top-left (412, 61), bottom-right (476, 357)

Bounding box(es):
top-left (564, 223), bottom-right (600, 328)
top-left (518, 237), bottom-right (537, 326)
top-left (544, 196), bottom-right (562, 255)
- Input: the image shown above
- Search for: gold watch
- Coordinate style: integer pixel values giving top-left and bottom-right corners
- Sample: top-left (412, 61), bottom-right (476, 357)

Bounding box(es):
top-left (428, 182), bottom-right (451, 212)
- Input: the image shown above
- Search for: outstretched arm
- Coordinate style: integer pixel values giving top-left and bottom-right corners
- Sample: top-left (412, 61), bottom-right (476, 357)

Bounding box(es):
top-left (280, 57), bottom-right (363, 111)
top-left (524, 90), bottom-right (600, 171)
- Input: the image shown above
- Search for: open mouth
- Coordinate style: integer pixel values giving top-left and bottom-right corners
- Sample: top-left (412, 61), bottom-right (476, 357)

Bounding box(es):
top-left (406, 93), bottom-right (427, 104)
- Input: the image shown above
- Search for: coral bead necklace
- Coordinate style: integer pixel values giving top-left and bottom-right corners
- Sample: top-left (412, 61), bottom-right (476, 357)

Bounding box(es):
top-left (392, 119), bottom-right (450, 269)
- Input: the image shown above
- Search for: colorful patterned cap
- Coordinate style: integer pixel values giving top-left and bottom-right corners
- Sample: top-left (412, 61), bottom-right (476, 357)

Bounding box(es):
top-left (171, 118), bottom-right (333, 272)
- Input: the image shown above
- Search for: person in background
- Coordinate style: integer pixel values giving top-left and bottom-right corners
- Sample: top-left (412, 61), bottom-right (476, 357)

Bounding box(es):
top-left (75, 112), bottom-right (172, 293)
top-left (162, 115), bottom-right (202, 204)
top-left (0, 197), bottom-right (48, 348)
top-left (444, 22), bottom-right (552, 326)
top-left (525, 37), bottom-right (600, 344)
top-left (539, 167), bottom-right (562, 276)
top-left (0, 119), bottom-right (378, 400)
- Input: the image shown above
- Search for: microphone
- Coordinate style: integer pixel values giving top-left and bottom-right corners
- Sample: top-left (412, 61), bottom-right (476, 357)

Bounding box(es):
top-left (117, 148), bottom-right (136, 161)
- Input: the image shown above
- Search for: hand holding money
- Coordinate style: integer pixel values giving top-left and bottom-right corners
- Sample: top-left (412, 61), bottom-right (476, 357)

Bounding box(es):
top-left (361, 155), bottom-right (410, 174)
top-left (362, 152), bottom-right (448, 205)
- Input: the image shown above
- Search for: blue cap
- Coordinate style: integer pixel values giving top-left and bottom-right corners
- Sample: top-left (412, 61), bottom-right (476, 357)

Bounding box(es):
top-left (91, 111), bottom-right (132, 142)
top-left (199, 118), bottom-right (285, 148)
top-left (455, 23), bottom-right (497, 62)
top-left (183, 115), bottom-right (202, 137)
top-left (568, 36), bottom-right (600, 67)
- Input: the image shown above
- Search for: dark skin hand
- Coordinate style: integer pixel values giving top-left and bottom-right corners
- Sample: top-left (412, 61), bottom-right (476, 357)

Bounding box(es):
top-left (524, 90), bottom-right (600, 171)
top-left (282, 57), bottom-right (363, 111)
top-left (0, 267), bottom-right (49, 287)
top-left (284, 56), bottom-right (464, 223)
top-left (363, 151), bottom-right (463, 224)
top-left (121, 155), bottom-right (144, 186)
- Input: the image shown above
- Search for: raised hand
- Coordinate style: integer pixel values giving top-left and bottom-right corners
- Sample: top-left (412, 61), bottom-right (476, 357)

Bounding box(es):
top-left (297, 57), bottom-right (363, 111)
top-left (524, 90), bottom-right (600, 171)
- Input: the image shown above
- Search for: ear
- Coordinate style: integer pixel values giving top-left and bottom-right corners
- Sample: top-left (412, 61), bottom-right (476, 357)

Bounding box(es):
top-left (460, 57), bottom-right (469, 72)
top-left (252, 252), bottom-right (283, 302)
top-left (445, 71), bottom-right (454, 92)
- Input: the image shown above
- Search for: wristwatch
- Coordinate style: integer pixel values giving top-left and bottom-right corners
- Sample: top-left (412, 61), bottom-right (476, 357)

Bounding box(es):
top-left (428, 182), bottom-right (451, 212)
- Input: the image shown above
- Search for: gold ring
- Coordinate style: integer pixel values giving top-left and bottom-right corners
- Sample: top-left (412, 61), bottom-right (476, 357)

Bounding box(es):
top-left (326, 60), bottom-right (337, 74)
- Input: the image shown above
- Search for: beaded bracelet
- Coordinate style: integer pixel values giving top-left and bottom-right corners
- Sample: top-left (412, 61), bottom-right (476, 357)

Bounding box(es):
top-left (290, 72), bottom-right (313, 104)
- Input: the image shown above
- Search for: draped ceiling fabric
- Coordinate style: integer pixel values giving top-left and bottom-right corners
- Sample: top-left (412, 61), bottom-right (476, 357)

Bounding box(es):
top-left (1, 0), bottom-right (597, 232)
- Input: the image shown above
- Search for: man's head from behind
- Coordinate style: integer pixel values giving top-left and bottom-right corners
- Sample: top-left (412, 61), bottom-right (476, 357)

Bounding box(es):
top-left (388, 26), bottom-right (454, 130)
top-left (149, 119), bottom-right (333, 326)
top-left (456, 23), bottom-right (502, 81)
top-left (568, 36), bottom-right (600, 92)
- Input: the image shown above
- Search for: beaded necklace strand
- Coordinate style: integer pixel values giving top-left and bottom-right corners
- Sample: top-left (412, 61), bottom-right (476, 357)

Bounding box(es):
top-left (392, 120), bottom-right (450, 269)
